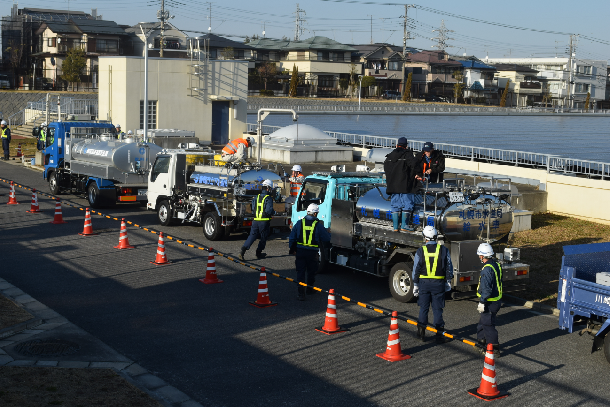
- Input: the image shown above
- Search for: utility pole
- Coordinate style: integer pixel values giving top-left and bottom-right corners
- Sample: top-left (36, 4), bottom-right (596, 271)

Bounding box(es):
top-left (294, 4), bottom-right (306, 41)
top-left (156, 0), bottom-right (174, 58)
top-left (431, 20), bottom-right (454, 52)
top-left (401, 5), bottom-right (414, 99)
top-left (206, 2), bottom-right (212, 33)
top-left (368, 15), bottom-right (373, 44)
top-left (567, 34), bottom-right (574, 109)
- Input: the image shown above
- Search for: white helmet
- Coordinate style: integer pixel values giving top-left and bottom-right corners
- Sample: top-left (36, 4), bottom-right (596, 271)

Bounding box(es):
top-left (41, 122), bottom-right (47, 127)
top-left (307, 203), bottom-right (319, 213)
top-left (1, 120), bottom-right (6, 125)
top-left (292, 165), bottom-right (302, 172)
top-left (477, 243), bottom-right (494, 258)
top-left (127, 130), bottom-right (133, 135)
top-left (116, 124), bottom-right (121, 128)
top-left (262, 179), bottom-right (273, 188)
top-left (422, 225), bottom-right (438, 240)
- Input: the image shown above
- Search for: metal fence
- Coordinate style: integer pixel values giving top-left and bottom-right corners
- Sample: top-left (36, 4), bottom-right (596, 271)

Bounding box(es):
top-left (246, 123), bottom-right (610, 180)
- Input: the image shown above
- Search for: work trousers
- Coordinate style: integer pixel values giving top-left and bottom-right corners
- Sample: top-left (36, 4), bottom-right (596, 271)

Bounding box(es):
top-left (477, 300), bottom-right (501, 344)
top-left (2, 138), bottom-right (9, 158)
top-left (296, 247), bottom-right (318, 293)
top-left (390, 193), bottom-right (414, 212)
top-left (417, 279), bottom-right (446, 328)
top-left (242, 220), bottom-right (270, 253)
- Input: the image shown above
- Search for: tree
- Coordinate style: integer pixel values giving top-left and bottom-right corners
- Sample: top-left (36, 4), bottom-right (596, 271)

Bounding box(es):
top-left (360, 75), bottom-right (376, 97)
top-left (5, 39), bottom-right (24, 85)
top-left (348, 63), bottom-right (358, 99)
top-left (220, 47), bottom-right (234, 59)
top-left (257, 62), bottom-right (278, 90)
top-left (289, 64), bottom-right (298, 97)
top-left (403, 72), bottom-right (412, 102)
top-left (500, 79), bottom-right (511, 107)
top-left (452, 70), bottom-right (465, 103)
top-left (585, 91), bottom-right (591, 112)
top-left (61, 47), bottom-right (87, 91)
top-left (541, 83), bottom-right (552, 107)
top-left (244, 36), bottom-right (250, 44)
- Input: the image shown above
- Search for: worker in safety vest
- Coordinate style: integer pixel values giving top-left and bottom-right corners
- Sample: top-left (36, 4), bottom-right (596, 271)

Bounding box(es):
top-left (115, 124), bottom-right (125, 140)
top-left (289, 164), bottom-right (305, 196)
top-left (239, 179), bottom-right (275, 261)
top-left (37, 122), bottom-right (48, 150)
top-left (288, 203), bottom-right (331, 301)
top-left (416, 141), bottom-right (445, 184)
top-left (221, 137), bottom-right (252, 164)
top-left (475, 242), bottom-right (503, 356)
top-left (1, 120), bottom-right (11, 160)
top-left (412, 226), bottom-right (453, 343)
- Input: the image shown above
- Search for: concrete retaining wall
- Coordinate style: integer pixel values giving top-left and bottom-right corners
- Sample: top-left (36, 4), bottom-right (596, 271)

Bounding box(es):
top-left (0, 91), bottom-right (97, 121)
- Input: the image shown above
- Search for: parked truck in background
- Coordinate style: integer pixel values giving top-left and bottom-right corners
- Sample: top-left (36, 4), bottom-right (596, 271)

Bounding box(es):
top-left (41, 122), bottom-right (162, 207)
top-left (290, 170), bottom-right (530, 303)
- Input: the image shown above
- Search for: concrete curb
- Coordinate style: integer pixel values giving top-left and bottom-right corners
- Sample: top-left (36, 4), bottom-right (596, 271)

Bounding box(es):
top-left (504, 294), bottom-right (559, 316)
top-left (0, 317), bottom-right (43, 339)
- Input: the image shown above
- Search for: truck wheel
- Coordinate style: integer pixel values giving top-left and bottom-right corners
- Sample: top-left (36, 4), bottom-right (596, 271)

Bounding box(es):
top-left (87, 183), bottom-right (101, 208)
top-left (49, 171), bottom-right (60, 195)
top-left (604, 334), bottom-right (610, 365)
top-left (203, 211), bottom-right (225, 241)
top-left (157, 200), bottom-right (174, 226)
top-left (389, 262), bottom-right (415, 303)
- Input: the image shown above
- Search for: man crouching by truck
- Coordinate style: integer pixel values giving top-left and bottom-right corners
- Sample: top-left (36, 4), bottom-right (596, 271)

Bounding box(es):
top-left (289, 204), bottom-right (331, 301)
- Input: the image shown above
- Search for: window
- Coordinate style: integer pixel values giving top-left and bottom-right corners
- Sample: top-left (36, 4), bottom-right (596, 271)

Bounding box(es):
top-left (210, 49), bottom-right (218, 59)
top-left (574, 83), bottom-right (590, 93)
top-left (140, 100), bottom-right (157, 130)
top-left (577, 65), bottom-right (592, 75)
top-left (388, 61), bottom-right (400, 71)
top-left (47, 37), bottom-right (56, 47)
top-left (318, 75), bottom-right (334, 88)
top-left (297, 181), bottom-right (328, 211)
top-left (412, 67), bottom-right (423, 74)
top-left (96, 39), bottom-right (118, 53)
top-left (234, 49), bottom-right (244, 59)
top-left (318, 51), bottom-right (329, 61)
top-left (297, 51), bottom-right (306, 60)
top-left (151, 156), bottom-right (171, 182)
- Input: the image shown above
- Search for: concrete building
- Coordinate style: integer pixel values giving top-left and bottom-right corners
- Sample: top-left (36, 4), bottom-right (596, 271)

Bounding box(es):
top-left (404, 50), bottom-right (462, 99)
top-left (487, 57), bottom-right (608, 107)
top-left (98, 56), bottom-right (248, 145)
top-left (124, 22), bottom-right (189, 59)
top-left (492, 64), bottom-right (541, 107)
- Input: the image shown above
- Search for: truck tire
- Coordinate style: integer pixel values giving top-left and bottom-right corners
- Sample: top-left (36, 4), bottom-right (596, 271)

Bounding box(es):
top-left (389, 262), bottom-right (416, 303)
top-left (157, 200), bottom-right (174, 226)
top-left (87, 183), bottom-right (102, 208)
top-left (202, 211), bottom-right (225, 241)
top-left (604, 334), bottom-right (610, 365)
top-left (48, 171), bottom-right (60, 195)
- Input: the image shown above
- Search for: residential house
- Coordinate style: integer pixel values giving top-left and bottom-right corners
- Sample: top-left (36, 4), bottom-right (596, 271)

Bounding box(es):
top-left (404, 50), bottom-right (463, 99)
top-left (486, 57), bottom-right (607, 107)
top-left (248, 36), bottom-right (356, 97)
top-left (491, 64), bottom-right (541, 107)
top-left (195, 33), bottom-right (255, 63)
top-left (124, 22), bottom-right (189, 58)
top-left (451, 57), bottom-right (498, 104)
top-left (351, 43), bottom-right (417, 94)
top-left (33, 19), bottom-right (127, 90)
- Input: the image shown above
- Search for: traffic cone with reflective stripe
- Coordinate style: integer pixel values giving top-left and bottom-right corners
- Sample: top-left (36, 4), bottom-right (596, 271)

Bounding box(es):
top-left (78, 208), bottom-right (98, 236)
top-left (468, 343), bottom-right (508, 401)
top-left (249, 268), bottom-right (277, 308)
top-left (114, 218), bottom-right (135, 249)
top-left (376, 311), bottom-right (411, 361)
top-left (26, 189), bottom-right (41, 213)
top-left (316, 289), bottom-right (347, 335)
top-left (15, 143), bottom-right (22, 158)
top-left (200, 248), bottom-right (223, 284)
top-left (7, 181), bottom-right (18, 205)
top-left (151, 232), bottom-right (170, 265)
top-left (50, 200), bottom-right (67, 224)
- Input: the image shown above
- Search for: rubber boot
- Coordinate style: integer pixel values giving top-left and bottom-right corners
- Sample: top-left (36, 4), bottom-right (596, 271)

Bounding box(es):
top-left (401, 212), bottom-right (413, 232)
top-left (297, 286), bottom-right (306, 301)
top-left (492, 344), bottom-right (501, 357)
top-left (392, 212), bottom-right (400, 231)
top-left (256, 251), bottom-right (267, 259)
top-left (417, 324), bottom-right (426, 342)
top-left (477, 339), bottom-right (487, 355)
top-left (239, 247), bottom-right (246, 261)
top-left (436, 327), bottom-right (450, 344)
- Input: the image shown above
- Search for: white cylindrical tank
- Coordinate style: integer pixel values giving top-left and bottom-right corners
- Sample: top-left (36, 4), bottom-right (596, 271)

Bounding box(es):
top-left (71, 138), bottom-right (163, 173)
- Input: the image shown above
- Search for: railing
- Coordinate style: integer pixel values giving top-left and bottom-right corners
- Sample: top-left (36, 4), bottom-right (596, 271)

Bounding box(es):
top-left (246, 122), bottom-right (610, 180)
top-left (7, 97), bottom-right (98, 127)
top-left (8, 96), bottom-right (48, 127)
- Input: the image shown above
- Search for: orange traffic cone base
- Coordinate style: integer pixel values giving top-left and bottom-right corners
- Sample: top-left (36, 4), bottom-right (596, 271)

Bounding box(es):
top-left (115, 243), bottom-right (135, 249)
top-left (50, 219), bottom-right (67, 224)
top-left (79, 231), bottom-right (99, 236)
top-left (315, 326), bottom-right (348, 335)
top-left (26, 209), bottom-right (41, 213)
top-left (249, 300), bottom-right (277, 308)
top-left (151, 259), bottom-right (171, 265)
top-left (7, 201), bottom-right (19, 205)
top-left (200, 277), bottom-right (224, 284)
top-left (468, 389), bottom-right (508, 401)
top-left (376, 350), bottom-right (411, 362)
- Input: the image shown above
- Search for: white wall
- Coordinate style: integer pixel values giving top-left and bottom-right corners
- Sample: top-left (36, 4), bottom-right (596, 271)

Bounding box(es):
top-left (98, 56), bottom-right (248, 143)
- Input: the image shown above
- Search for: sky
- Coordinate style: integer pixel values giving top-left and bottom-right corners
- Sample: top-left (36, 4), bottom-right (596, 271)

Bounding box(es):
top-left (5, 0), bottom-right (610, 61)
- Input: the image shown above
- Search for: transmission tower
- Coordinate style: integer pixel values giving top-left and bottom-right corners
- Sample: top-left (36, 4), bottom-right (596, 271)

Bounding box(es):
top-left (294, 4), bottom-right (307, 41)
top-left (431, 20), bottom-right (454, 51)
top-left (157, 0), bottom-right (174, 58)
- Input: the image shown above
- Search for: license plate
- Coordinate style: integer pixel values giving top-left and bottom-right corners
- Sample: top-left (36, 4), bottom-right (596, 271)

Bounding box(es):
top-left (138, 189), bottom-right (147, 196)
top-left (449, 192), bottom-right (464, 203)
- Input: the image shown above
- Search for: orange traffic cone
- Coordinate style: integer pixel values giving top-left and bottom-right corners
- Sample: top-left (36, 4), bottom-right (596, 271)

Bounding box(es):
top-left (114, 218), bottom-right (135, 249)
top-left (78, 208), bottom-right (98, 236)
top-left (15, 143), bottom-right (22, 158)
top-left (150, 232), bottom-right (171, 265)
top-left (50, 200), bottom-right (67, 224)
top-left (7, 181), bottom-right (18, 205)
top-left (376, 311), bottom-right (411, 361)
top-left (249, 268), bottom-right (277, 308)
top-left (199, 248), bottom-right (223, 284)
top-left (468, 343), bottom-right (508, 401)
top-left (316, 289), bottom-right (347, 335)
top-left (26, 189), bottom-right (41, 213)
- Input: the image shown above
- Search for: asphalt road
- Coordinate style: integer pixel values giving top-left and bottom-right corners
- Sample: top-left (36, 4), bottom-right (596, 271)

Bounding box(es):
top-left (1, 160), bottom-right (609, 407)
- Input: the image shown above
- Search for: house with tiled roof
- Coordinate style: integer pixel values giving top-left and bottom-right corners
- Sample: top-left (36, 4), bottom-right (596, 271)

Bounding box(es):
top-left (451, 56), bottom-right (498, 104)
top-left (404, 50), bottom-right (462, 99)
top-left (351, 43), bottom-right (417, 93)
top-left (248, 36), bottom-right (357, 96)
top-left (490, 64), bottom-right (541, 107)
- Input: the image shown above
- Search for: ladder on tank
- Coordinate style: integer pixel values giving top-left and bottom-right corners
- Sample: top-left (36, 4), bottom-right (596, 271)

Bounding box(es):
top-left (187, 37), bottom-right (209, 103)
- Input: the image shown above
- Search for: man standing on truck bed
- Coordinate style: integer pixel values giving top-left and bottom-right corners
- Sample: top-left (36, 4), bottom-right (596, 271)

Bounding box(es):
top-left (239, 179), bottom-right (275, 261)
top-left (1, 120), bottom-right (11, 160)
top-left (288, 203), bottom-right (331, 301)
top-left (412, 226), bottom-right (453, 343)
top-left (416, 142), bottom-right (445, 184)
top-left (221, 137), bottom-right (252, 164)
top-left (383, 137), bottom-right (418, 232)
top-left (475, 243), bottom-right (503, 356)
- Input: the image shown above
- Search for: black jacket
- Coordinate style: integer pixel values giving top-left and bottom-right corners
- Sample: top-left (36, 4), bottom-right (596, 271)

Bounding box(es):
top-left (383, 147), bottom-right (418, 194)
top-left (416, 150), bottom-right (445, 183)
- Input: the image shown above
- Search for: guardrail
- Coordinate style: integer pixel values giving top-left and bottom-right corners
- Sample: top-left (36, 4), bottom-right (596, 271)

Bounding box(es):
top-left (246, 122), bottom-right (610, 180)
top-left (9, 97), bottom-right (98, 127)
top-left (8, 96), bottom-right (48, 128)
top-left (247, 103), bottom-right (610, 115)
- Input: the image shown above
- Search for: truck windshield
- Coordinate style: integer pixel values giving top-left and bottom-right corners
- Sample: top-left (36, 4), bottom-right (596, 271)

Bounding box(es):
top-left (298, 181), bottom-right (327, 211)
top-left (151, 156), bottom-right (171, 182)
